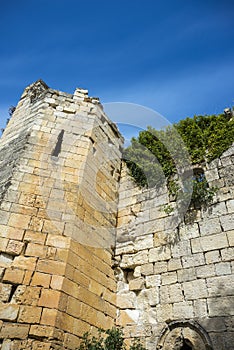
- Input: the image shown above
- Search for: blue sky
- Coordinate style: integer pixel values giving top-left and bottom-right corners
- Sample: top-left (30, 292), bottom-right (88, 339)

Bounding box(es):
top-left (0, 0), bottom-right (234, 132)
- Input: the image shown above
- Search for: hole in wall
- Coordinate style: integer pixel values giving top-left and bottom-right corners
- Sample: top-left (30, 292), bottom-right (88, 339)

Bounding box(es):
top-left (8, 284), bottom-right (18, 302)
top-left (180, 339), bottom-right (193, 350)
top-left (51, 130), bottom-right (64, 157)
top-left (122, 268), bottom-right (135, 283)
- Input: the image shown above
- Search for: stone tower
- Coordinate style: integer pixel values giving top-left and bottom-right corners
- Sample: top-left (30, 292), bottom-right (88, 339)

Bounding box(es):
top-left (0, 80), bottom-right (123, 349)
top-left (0, 81), bottom-right (233, 350)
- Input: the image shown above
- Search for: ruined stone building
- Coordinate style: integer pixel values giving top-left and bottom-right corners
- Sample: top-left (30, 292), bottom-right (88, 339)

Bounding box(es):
top-left (0, 81), bottom-right (233, 349)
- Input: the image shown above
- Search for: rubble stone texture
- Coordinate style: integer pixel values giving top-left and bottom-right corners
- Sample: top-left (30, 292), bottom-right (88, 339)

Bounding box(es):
top-left (0, 81), bottom-right (233, 349)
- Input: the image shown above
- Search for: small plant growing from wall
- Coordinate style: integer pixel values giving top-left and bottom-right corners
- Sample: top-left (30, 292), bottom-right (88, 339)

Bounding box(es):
top-left (77, 327), bottom-right (146, 350)
top-left (0, 106), bottom-right (15, 135)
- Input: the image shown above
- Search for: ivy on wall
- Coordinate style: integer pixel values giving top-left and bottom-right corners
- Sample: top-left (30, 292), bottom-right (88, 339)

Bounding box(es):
top-left (123, 109), bottom-right (234, 208)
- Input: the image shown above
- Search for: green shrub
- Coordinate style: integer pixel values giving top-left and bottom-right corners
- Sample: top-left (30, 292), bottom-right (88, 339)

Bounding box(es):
top-left (77, 327), bottom-right (146, 350)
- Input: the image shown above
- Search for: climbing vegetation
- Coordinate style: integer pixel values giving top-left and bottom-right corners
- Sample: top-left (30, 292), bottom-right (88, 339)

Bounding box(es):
top-left (123, 109), bottom-right (234, 208)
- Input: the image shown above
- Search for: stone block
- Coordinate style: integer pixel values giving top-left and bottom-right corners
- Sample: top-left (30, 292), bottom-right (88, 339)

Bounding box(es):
top-left (153, 231), bottom-right (168, 247)
top-left (154, 261), bottom-right (168, 274)
top-left (215, 262), bottom-right (231, 275)
top-left (29, 325), bottom-right (54, 338)
top-left (227, 199), bottom-right (234, 213)
top-left (207, 275), bottom-right (234, 296)
top-left (140, 263), bottom-right (154, 276)
top-left (183, 279), bottom-right (208, 299)
top-left (193, 299), bottom-right (208, 318)
top-left (3, 268), bottom-right (25, 284)
top-left (50, 275), bottom-right (64, 290)
top-left (199, 217), bottom-right (222, 236)
top-left (167, 258), bottom-right (182, 271)
top-left (134, 234), bottom-right (154, 250)
top-left (159, 283), bottom-right (184, 304)
top-left (191, 233), bottom-right (228, 253)
top-left (31, 272), bottom-right (51, 288)
top-left (38, 289), bottom-right (61, 308)
top-left (8, 213), bottom-right (31, 229)
top-left (133, 266), bottom-right (141, 277)
top-left (179, 222), bottom-right (200, 239)
top-left (0, 304), bottom-right (19, 321)
top-left (25, 243), bottom-right (47, 258)
top-left (196, 264), bottom-right (215, 278)
top-left (177, 267), bottom-right (196, 282)
top-left (129, 277), bottom-right (145, 291)
top-left (149, 246), bottom-right (171, 262)
top-left (0, 226), bottom-right (24, 241)
top-left (208, 296), bottom-right (234, 316)
top-left (63, 333), bottom-right (81, 350)
top-left (156, 304), bottom-right (172, 322)
top-left (173, 301), bottom-right (193, 319)
top-left (117, 292), bottom-right (137, 309)
top-left (159, 285), bottom-right (170, 304)
top-left (171, 240), bottom-right (191, 258)
top-left (19, 193), bottom-right (36, 206)
top-left (145, 275), bottom-right (161, 288)
top-left (220, 214), bottom-right (234, 231)
top-left (23, 270), bottom-right (34, 285)
top-left (139, 288), bottom-right (159, 306)
top-left (161, 271), bottom-right (177, 285)
top-left (6, 240), bottom-right (24, 256)
top-left (0, 238), bottom-right (8, 252)
top-left (205, 168), bottom-right (219, 181)
top-left (46, 234), bottom-right (70, 249)
top-left (205, 250), bottom-right (221, 264)
top-left (40, 308), bottom-right (58, 326)
top-left (221, 247), bottom-right (234, 261)
top-left (0, 323), bottom-right (30, 339)
top-left (203, 202), bottom-right (227, 219)
top-left (168, 283), bottom-right (184, 303)
top-left (182, 253), bottom-right (205, 268)
top-left (227, 230), bottom-right (234, 246)
top-left (24, 231), bottom-right (46, 244)
top-left (12, 256), bottom-right (37, 271)
top-left (201, 316), bottom-right (227, 334)
top-left (36, 259), bottom-right (66, 276)
top-left (0, 283), bottom-right (12, 302)
top-left (18, 306), bottom-right (42, 323)
top-left (116, 310), bottom-right (139, 326)
top-left (32, 341), bottom-right (53, 350)
top-left (133, 250), bottom-right (149, 265)
top-left (0, 211), bottom-right (10, 226)
top-left (12, 286), bottom-right (41, 306)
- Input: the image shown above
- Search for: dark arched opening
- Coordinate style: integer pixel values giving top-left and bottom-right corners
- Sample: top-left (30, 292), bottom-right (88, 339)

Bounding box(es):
top-left (181, 339), bottom-right (193, 350)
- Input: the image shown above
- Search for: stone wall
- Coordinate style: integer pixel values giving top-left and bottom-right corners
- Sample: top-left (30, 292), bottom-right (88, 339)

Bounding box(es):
top-left (116, 146), bottom-right (234, 350)
top-left (0, 81), bottom-right (123, 349)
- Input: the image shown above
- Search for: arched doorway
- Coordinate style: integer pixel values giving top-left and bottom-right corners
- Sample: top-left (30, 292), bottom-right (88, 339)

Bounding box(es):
top-left (156, 320), bottom-right (213, 350)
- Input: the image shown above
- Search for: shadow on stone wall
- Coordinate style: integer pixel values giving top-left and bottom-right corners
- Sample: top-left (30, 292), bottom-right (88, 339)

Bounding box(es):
top-left (199, 284), bottom-right (234, 350)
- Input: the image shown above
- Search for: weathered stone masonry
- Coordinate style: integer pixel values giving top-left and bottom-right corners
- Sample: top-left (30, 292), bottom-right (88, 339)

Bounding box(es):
top-left (0, 81), bottom-right (233, 350)
top-left (0, 81), bottom-right (123, 349)
top-left (115, 147), bottom-right (234, 349)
